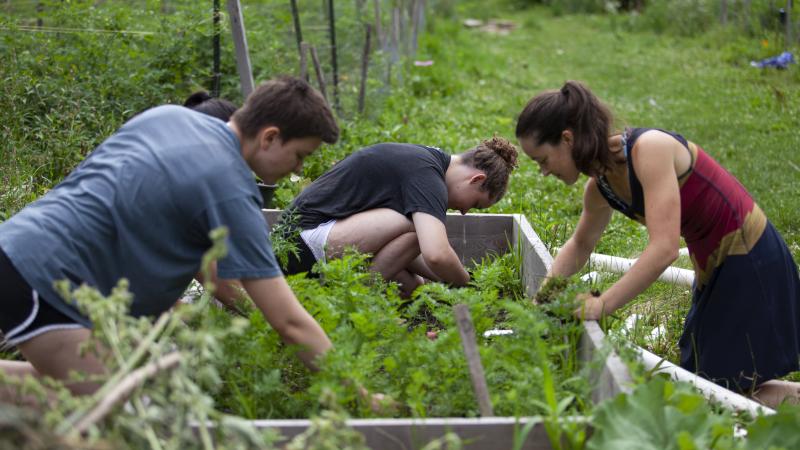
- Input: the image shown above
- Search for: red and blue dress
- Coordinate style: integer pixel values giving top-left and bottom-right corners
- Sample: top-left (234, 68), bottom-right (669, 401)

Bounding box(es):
top-left (596, 127), bottom-right (800, 391)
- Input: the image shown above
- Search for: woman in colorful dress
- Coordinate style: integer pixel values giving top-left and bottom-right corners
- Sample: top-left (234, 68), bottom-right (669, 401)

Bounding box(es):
top-left (515, 80), bottom-right (800, 407)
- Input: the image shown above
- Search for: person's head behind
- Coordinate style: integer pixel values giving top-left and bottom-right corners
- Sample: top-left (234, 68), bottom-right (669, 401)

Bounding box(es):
top-left (232, 76), bottom-right (339, 184)
top-left (515, 80), bottom-right (613, 182)
top-left (449, 137), bottom-right (518, 214)
top-left (184, 91), bottom-right (238, 121)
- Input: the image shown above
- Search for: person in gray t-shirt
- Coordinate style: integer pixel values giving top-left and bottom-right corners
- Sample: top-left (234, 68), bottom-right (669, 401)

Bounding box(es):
top-left (0, 76), bottom-right (339, 397)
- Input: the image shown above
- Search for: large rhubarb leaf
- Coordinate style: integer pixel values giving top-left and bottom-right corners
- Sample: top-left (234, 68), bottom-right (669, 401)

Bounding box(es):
top-left (587, 377), bottom-right (735, 450)
top-left (743, 403), bottom-right (800, 450)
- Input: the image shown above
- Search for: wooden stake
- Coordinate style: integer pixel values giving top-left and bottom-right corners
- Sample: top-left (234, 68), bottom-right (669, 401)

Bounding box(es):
top-left (226, 0), bottom-right (255, 99)
top-left (787, 0), bottom-right (794, 46)
top-left (358, 24), bottom-right (372, 114)
top-left (309, 44), bottom-right (329, 103)
top-left (373, 0), bottom-right (383, 50)
top-left (719, 0), bottom-right (728, 25)
top-left (389, 6), bottom-right (400, 84)
top-left (327, 0), bottom-right (340, 114)
top-left (212, 0), bottom-right (221, 97)
top-left (454, 304), bottom-right (494, 417)
top-left (300, 42), bottom-right (310, 82)
top-left (410, 0), bottom-right (420, 56)
top-left (290, 0), bottom-right (304, 56)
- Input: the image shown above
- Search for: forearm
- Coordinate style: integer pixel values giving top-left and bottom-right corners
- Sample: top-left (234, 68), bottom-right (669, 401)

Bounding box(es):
top-left (214, 279), bottom-right (247, 311)
top-left (278, 312), bottom-right (333, 371)
top-left (598, 243), bottom-right (678, 313)
top-left (243, 277), bottom-right (332, 371)
top-left (407, 254), bottom-right (442, 282)
top-left (550, 237), bottom-right (593, 278)
top-left (424, 250), bottom-right (470, 287)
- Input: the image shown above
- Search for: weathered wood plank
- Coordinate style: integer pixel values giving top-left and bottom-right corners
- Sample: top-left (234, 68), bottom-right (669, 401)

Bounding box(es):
top-left (245, 417), bottom-right (559, 449)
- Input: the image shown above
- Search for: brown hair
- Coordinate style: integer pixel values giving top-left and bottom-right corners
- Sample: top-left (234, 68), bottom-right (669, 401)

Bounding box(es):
top-left (184, 91), bottom-right (237, 121)
top-left (231, 76), bottom-right (339, 144)
top-left (515, 80), bottom-right (613, 176)
top-left (460, 136), bottom-right (518, 202)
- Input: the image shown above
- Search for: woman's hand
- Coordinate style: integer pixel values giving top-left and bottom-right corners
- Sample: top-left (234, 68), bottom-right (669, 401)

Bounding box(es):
top-left (357, 384), bottom-right (397, 414)
top-left (573, 292), bottom-right (607, 321)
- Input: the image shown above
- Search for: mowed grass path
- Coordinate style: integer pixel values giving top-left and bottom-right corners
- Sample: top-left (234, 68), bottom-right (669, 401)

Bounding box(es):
top-left (377, 3), bottom-right (798, 258)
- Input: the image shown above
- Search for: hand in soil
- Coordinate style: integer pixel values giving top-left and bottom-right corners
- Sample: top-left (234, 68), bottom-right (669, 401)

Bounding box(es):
top-left (573, 292), bottom-right (607, 321)
top-left (533, 276), bottom-right (569, 304)
top-left (358, 385), bottom-right (398, 414)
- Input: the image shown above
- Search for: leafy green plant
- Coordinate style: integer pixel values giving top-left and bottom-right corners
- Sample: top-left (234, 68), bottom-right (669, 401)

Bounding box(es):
top-left (742, 403), bottom-right (800, 450)
top-left (587, 376), bottom-right (736, 450)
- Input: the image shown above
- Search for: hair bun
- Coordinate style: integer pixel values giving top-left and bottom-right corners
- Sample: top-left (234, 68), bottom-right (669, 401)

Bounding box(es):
top-left (183, 91), bottom-right (213, 108)
top-left (484, 136), bottom-right (518, 169)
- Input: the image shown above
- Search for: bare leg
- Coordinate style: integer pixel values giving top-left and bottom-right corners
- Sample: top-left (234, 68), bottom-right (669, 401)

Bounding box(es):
top-left (752, 379), bottom-right (800, 408)
top-left (327, 209), bottom-right (425, 294)
top-left (0, 359), bottom-right (39, 377)
top-left (371, 232), bottom-right (420, 279)
top-left (18, 328), bottom-right (107, 396)
top-left (0, 359), bottom-right (43, 405)
top-left (393, 270), bottom-right (425, 298)
top-left (327, 208), bottom-right (415, 258)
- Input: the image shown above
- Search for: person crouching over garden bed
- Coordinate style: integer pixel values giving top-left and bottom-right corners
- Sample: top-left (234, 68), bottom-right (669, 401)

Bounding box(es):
top-left (0, 76), bottom-right (339, 398)
top-left (279, 138), bottom-right (518, 296)
top-left (516, 80), bottom-right (800, 408)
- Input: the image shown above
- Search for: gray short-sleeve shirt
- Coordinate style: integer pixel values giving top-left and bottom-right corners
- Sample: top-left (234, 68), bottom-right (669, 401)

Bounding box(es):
top-left (0, 105), bottom-right (281, 326)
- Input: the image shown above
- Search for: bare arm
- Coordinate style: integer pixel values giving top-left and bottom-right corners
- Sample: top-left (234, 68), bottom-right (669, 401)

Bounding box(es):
top-left (241, 276), bottom-right (332, 370)
top-left (550, 178), bottom-right (613, 279)
top-left (194, 262), bottom-right (248, 314)
top-left (406, 254), bottom-right (442, 282)
top-left (581, 132), bottom-right (681, 318)
top-left (412, 212), bottom-right (469, 287)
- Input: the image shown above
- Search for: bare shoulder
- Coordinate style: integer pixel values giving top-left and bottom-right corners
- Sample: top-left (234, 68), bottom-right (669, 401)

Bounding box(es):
top-left (631, 129), bottom-right (683, 156)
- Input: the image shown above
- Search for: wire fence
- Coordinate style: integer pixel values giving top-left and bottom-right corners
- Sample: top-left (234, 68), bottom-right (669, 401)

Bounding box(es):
top-left (1, 0), bottom-right (432, 119)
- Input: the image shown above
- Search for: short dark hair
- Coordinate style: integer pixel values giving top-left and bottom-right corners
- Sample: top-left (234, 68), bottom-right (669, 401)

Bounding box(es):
top-left (460, 137), bottom-right (518, 203)
top-left (232, 76), bottom-right (339, 144)
top-left (516, 80), bottom-right (613, 176)
top-left (183, 91), bottom-right (238, 121)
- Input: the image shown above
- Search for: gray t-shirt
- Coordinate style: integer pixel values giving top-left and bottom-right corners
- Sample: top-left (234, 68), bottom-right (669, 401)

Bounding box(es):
top-left (0, 105), bottom-right (281, 326)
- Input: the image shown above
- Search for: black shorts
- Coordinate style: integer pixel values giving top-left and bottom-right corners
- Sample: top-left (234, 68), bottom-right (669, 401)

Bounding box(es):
top-left (0, 248), bottom-right (84, 347)
top-left (281, 236), bottom-right (320, 277)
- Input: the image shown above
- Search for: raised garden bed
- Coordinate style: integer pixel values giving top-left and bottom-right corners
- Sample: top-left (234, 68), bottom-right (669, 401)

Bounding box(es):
top-left (244, 210), bottom-right (631, 449)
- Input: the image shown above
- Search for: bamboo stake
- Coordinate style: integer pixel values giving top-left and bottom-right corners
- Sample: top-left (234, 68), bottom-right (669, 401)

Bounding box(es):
top-left (72, 352), bottom-right (183, 434)
top-left (454, 304), bottom-right (494, 417)
top-left (358, 24), bottom-right (372, 114)
top-left (309, 44), bottom-right (329, 103)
